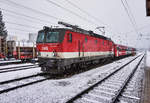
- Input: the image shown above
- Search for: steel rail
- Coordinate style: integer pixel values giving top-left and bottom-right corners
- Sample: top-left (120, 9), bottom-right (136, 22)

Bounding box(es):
top-left (66, 54), bottom-right (142, 103)
top-left (0, 66), bottom-right (39, 73)
top-left (0, 73), bottom-right (48, 94)
top-left (0, 60), bottom-right (38, 66)
top-left (111, 54), bottom-right (145, 103)
top-left (0, 64), bottom-right (38, 70)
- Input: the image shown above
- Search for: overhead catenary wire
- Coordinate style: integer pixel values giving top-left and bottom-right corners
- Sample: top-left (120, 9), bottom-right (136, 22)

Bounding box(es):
top-left (7, 28), bottom-right (37, 33)
top-left (124, 24), bottom-right (150, 34)
top-left (123, 0), bottom-right (138, 28)
top-left (2, 11), bottom-right (57, 28)
top-left (1, 0), bottom-right (98, 31)
top-left (45, 0), bottom-right (99, 26)
top-left (5, 21), bottom-right (40, 29)
top-left (1, 0), bottom-right (118, 37)
top-left (65, 0), bottom-right (107, 26)
top-left (1, 0), bottom-right (142, 44)
top-left (7, 32), bottom-right (30, 36)
top-left (0, 0), bottom-right (62, 21)
top-left (0, 8), bottom-right (56, 25)
top-left (46, 0), bottom-right (122, 37)
top-left (66, 0), bottom-right (128, 40)
top-left (120, 0), bottom-right (139, 35)
top-left (122, 0), bottom-right (140, 47)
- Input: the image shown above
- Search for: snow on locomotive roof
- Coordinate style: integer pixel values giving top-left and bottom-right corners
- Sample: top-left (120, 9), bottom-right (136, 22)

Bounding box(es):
top-left (39, 27), bottom-right (112, 41)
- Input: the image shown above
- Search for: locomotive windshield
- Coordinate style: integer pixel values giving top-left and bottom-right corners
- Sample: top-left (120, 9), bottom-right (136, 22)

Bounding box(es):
top-left (45, 32), bottom-right (59, 43)
top-left (37, 29), bottom-right (66, 43)
top-left (37, 32), bottom-right (45, 43)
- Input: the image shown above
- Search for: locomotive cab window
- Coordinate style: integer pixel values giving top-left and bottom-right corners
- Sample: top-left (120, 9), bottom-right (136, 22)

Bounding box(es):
top-left (46, 32), bottom-right (59, 43)
top-left (68, 33), bottom-right (72, 42)
top-left (37, 32), bottom-right (45, 43)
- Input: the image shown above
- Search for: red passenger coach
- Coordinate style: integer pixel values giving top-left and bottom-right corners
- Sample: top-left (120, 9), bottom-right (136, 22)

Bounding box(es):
top-left (114, 44), bottom-right (126, 57)
top-left (36, 21), bottom-right (115, 74)
top-left (114, 44), bottom-right (135, 58)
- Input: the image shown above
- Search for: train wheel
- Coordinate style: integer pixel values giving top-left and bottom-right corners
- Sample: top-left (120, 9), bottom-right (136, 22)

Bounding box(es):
top-left (21, 59), bottom-right (25, 63)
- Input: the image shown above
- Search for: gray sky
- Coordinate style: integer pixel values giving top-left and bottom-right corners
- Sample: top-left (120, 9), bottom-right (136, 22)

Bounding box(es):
top-left (0, 0), bottom-right (150, 49)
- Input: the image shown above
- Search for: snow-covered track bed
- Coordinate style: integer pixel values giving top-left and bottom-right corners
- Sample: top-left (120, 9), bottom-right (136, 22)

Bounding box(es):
top-left (66, 54), bottom-right (145, 103)
top-left (118, 55), bottom-right (145, 103)
top-left (0, 73), bottom-right (48, 94)
top-left (0, 64), bottom-right (39, 73)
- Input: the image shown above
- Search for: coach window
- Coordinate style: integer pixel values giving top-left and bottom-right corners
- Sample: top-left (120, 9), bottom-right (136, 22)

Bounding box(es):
top-left (68, 33), bottom-right (72, 42)
top-left (102, 40), bottom-right (104, 45)
top-left (85, 37), bottom-right (88, 43)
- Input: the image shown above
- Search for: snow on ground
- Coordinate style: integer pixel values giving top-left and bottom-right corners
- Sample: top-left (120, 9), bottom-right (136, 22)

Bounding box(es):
top-left (0, 67), bottom-right (41, 83)
top-left (119, 55), bottom-right (145, 103)
top-left (0, 54), bottom-right (140, 103)
top-left (146, 51), bottom-right (150, 67)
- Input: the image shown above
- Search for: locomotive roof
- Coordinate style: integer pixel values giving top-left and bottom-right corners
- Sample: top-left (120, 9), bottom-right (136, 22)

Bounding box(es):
top-left (39, 28), bottom-right (112, 41)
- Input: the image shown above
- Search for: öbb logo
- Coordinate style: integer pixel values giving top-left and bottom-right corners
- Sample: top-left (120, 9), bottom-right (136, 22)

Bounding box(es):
top-left (42, 46), bottom-right (48, 50)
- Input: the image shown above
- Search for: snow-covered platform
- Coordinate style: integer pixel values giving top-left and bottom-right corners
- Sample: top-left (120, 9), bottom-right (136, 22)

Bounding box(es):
top-left (142, 51), bottom-right (150, 103)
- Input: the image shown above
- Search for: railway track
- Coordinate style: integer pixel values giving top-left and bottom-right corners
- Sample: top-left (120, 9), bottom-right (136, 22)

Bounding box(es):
top-left (66, 54), bottom-right (144, 103)
top-left (0, 73), bottom-right (48, 94)
top-left (0, 64), bottom-right (39, 73)
top-left (0, 59), bottom-right (38, 66)
top-left (0, 61), bottom-right (21, 66)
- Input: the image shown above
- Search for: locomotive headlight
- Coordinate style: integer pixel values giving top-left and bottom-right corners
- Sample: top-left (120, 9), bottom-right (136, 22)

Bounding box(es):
top-left (52, 52), bottom-right (55, 57)
top-left (37, 51), bottom-right (41, 56)
top-left (52, 51), bottom-right (57, 57)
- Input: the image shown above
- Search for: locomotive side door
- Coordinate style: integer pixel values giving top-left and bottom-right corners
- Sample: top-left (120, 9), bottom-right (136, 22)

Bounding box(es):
top-left (78, 40), bottom-right (80, 57)
top-left (78, 40), bottom-right (84, 58)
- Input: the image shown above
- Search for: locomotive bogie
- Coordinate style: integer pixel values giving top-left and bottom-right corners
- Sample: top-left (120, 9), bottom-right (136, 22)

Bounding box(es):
top-left (39, 55), bottom-right (112, 74)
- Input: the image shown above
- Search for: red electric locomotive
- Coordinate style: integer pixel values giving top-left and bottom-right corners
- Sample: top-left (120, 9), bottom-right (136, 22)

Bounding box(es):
top-left (36, 21), bottom-right (115, 74)
top-left (36, 21), bottom-right (136, 74)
